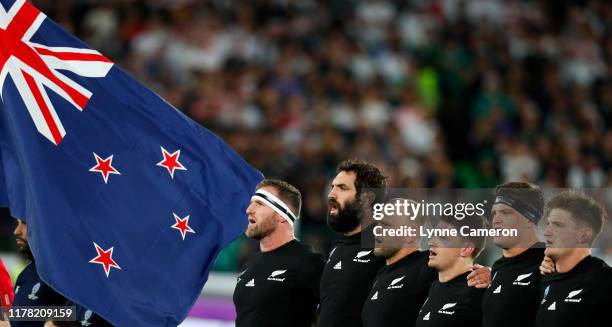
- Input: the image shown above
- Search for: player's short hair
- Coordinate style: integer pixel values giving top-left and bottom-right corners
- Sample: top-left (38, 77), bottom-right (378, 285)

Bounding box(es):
top-left (337, 159), bottom-right (387, 207)
top-left (439, 215), bottom-right (487, 259)
top-left (256, 179), bottom-right (302, 218)
top-left (544, 190), bottom-right (606, 245)
top-left (384, 198), bottom-right (426, 226)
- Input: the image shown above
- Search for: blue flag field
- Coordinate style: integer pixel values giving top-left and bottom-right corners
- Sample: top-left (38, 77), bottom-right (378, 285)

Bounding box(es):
top-left (0, 0), bottom-right (263, 325)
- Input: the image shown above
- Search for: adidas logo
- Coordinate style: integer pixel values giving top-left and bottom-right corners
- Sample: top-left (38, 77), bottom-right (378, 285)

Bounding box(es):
top-left (387, 276), bottom-right (405, 289)
top-left (513, 272), bottom-right (533, 286)
top-left (564, 289), bottom-right (583, 303)
top-left (353, 250), bottom-right (372, 263)
top-left (438, 303), bottom-right (456, 315)
top-left (371, 291), bottom-right (378, 300)
top-left (547, 301), bottom-right (556, 310)
top-left (245, 279), bottom-right (255, 287)
top-left (333, 261), bottom-right (342, 270)
top-left (423, 312), bottom-right (430, 320)
top-left (493, 285), bottom-right (501, 294)
top-left (267, 270), bottom-right (287, 282)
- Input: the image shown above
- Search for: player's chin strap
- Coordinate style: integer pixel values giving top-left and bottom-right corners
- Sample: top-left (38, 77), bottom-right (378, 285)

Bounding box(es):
top-left (252, 189), bottom-right (298, 225)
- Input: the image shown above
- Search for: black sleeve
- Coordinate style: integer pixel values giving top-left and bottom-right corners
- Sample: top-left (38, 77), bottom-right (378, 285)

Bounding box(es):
top-left (310, 254), bottom-right (325, 302)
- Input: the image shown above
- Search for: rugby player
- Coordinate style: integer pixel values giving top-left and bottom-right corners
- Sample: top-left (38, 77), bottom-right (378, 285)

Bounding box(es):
top-left (478, 182), bottom-right (546, 327)
top-left (233, 179), bottom-right (324, 327)
top-left (536, 190), bottom-right (611, 327)
top-left (362, 199), bottom-right (436, 327)
top-left (415, 215), bottom-right (486, 326)
top-left (319, 159), bottom-right (386, 327)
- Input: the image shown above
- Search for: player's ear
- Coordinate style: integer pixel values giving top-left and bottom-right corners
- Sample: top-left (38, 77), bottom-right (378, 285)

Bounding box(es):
top-left (578, 227), bottom-right (593, 246)
top-left (275, 213), bottom-right (288, 225)
top-left (361, 190), bottom-right (375, 208)
top-left (460, 243), bottom-right (476, 258)
top-left (524, 219), bottom-right (535, 231)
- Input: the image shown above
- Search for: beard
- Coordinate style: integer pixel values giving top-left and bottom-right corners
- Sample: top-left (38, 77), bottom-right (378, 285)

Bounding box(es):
top-left (327, 197), bottom-right (363, 234)
top-left (245, 216), bottom-right (277, 240)
top-left (16, 239), bottom-right (33, 261)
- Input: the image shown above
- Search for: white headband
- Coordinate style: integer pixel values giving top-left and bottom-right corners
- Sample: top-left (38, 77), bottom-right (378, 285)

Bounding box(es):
top-left (251, 189), bottom-right (298, 225)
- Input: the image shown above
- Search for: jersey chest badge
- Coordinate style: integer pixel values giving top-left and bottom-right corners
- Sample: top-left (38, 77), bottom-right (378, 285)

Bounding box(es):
top-left (353, 250), bottom-right (372, 263)
top-left (28, 282), bottom-right (40, 300)
top-left (267, 270), bottom-right (287, 282)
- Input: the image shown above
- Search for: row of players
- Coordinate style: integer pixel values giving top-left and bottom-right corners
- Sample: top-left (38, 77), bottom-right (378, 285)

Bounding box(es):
top-left (233, 159), bottom-right (611, 327)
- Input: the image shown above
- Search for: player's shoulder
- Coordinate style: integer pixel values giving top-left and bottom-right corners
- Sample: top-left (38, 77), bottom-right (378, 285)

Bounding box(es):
top-left (576, 256), bottom-right (612, 290)
top-left (585, 256), bottom-right (612, 276)
top-left (15, 261), bottom-right (36, 282)
top-left (409, 251), bottom-right (435, 274)
top-left (594, 258), bottom-right (612, 282)
top-left (290, 240), bottom-right (324, 264)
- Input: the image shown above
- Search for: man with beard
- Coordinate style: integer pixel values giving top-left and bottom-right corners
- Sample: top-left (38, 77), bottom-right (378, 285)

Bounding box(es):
top-left (536, 191), bottom-right (612, 327)
top-left (415, 215), bottom-right (487, 327)
top-left (11, 220), bottom-right (111, 327)
top-left (362, 199), bottom-right (436, 327)
top-left (232, 179), bottom-right (324, 327)
top-left (11, 219), bottom-right (66, 327)
top-left (319, 159), bottom-right (387, 327)
top-left (476, 182), bottom-right (546, 327)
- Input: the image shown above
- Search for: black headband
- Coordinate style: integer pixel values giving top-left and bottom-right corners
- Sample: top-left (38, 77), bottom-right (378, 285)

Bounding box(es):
top-left (494, 194), bottom-right (542, 224)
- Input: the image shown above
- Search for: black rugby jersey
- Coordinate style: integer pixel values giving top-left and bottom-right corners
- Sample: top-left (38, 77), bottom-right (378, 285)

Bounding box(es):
top-left (233, 240), bottom-right (324, 327)
top-left (362, 251), bottom-right (436, 327)
top-left (319, 229), bottom-right (385, 327)
top-left (415, 271), bottom-right (485, 327)
top-left (482, 244), bottom-right (545, 327)
top-left (536, 255), bottom-right (612, 327)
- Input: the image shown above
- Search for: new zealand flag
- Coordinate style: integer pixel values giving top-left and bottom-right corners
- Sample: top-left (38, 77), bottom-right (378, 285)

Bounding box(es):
top-left (0, 0), bottom-right (262, 325)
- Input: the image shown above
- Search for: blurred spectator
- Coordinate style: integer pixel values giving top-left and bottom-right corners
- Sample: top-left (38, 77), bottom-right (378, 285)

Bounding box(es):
top-left (6, 0), bottom-right (608, 263)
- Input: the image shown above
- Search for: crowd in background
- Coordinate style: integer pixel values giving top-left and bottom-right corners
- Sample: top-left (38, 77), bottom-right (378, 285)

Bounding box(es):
top-left (1, 0), bottom-right (611, 269)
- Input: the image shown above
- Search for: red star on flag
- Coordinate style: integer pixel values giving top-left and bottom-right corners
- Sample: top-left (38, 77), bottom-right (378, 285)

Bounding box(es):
top-left (89, 242), bottom-right (121, 277)
top-left (156, 147), bottom-right (187, 178)
top-left (171, 213), bottom-right (195, 240)
top-left (89, 153), bottom-right (120, 184)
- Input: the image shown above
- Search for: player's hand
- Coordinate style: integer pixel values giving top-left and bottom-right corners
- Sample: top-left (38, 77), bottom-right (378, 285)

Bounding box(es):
top-left (540, 256), bottom-right (555, 275)
top-left (467, 264), bottom-right (491, 288)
